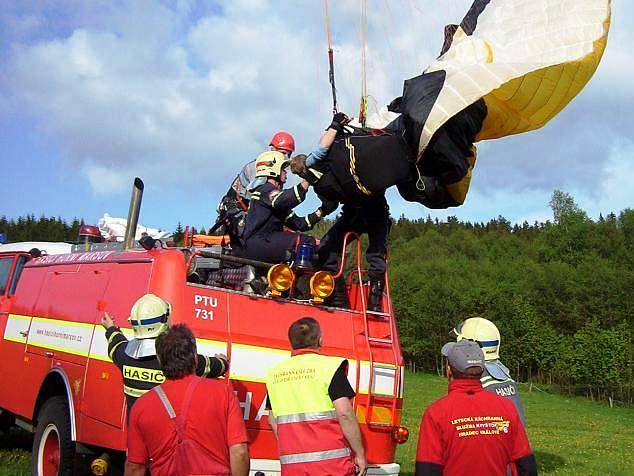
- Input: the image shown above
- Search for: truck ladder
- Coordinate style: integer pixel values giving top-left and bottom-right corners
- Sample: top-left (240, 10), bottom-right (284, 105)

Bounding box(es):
top-left (334, 233), bottom-right (401, 429)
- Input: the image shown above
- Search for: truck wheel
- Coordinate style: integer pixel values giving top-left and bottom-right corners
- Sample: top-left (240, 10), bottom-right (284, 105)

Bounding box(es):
top-left (32, 396), bottom-right (75, 476)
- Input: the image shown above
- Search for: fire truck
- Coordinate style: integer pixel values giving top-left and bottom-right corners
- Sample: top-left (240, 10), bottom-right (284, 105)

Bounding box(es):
top-left (0, 179), bottom-right (407, 475)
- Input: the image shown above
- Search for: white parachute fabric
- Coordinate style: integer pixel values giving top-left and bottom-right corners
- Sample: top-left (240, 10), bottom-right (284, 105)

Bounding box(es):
top-left (416, 0), bottom-right (611, 157)
top-left (97, 214), bottom-right (172, 242)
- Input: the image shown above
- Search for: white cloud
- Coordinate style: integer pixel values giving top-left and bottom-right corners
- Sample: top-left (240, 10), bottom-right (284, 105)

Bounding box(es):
top-left (84, 164), bottom-right (129, 195)
top-left (0, 0), bottom-right (632, 224)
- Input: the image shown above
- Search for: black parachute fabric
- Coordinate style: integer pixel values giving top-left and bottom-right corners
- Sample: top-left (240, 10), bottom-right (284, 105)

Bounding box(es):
top-left (374, 0), bottom-right (610, 209)
top-left (315, 0), bottom-right (610, 210)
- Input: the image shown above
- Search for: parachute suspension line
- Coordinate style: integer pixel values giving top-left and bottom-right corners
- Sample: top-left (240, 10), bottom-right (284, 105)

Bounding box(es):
top-left (359, 0), bottom-right (368, 127)
top-left (323, 0), bottom-right (337, 114)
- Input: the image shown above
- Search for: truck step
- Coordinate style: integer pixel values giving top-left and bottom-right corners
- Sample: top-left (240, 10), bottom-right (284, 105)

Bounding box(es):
top-left (367, 337), bottom-right (393, 344)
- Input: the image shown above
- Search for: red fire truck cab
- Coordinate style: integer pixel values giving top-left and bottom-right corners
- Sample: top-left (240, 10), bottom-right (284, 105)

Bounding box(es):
top-left (0, 181), bottom-right (405, 475)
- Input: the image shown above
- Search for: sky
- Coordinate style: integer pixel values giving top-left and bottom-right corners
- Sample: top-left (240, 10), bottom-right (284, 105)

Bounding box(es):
top-left (1, 0), bottom-right (632, 233)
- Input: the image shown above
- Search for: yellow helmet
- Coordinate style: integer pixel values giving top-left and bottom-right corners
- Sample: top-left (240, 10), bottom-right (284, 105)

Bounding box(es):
top-left (255, 150), bottom-right (289, 179)
top-left (453, 317), bottom-right (500, 361)
top-left (128, 294), bottom-right (171, 339)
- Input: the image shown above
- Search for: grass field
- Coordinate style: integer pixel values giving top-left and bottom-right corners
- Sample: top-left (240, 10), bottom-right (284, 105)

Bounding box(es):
top-left (395, 372), bottom-right (634, 476)
top-left (1, 371), bottom-right (632, 475)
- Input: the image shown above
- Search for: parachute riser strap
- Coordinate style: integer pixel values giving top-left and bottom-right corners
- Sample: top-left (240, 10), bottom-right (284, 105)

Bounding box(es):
top-left (414, 164), bottom-right (426, 192)
top-left (323, 0), bottom-right (337, 114)
top-left (359, 0), bottom-right (368, 127)
top-left (328, 48), bottom-right (337, 114)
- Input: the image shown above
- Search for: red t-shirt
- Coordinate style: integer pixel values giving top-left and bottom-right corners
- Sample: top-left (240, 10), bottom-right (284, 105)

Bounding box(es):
top-left (127, 374), bottom-right (248, 475)
top-left (416, 379), bottom-right (532, 476)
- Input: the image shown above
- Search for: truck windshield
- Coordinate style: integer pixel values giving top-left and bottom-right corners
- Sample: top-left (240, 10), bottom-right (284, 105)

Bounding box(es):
top-left (0, 257), bottom-right (12, 295)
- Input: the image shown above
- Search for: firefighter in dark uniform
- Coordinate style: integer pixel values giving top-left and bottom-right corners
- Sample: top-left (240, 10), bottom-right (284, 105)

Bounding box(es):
top-left (100, 293), bottom-right (228, 411)
top-left (452, 317), bottom-right (526, 425)
top-left (241, 150), bottom-right (325, 264)
top-left (211, 131), bottom-right (296, 250)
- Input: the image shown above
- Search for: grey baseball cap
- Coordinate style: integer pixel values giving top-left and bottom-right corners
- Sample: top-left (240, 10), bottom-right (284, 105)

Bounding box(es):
top-left (441, 340), bottom-right (485, 373)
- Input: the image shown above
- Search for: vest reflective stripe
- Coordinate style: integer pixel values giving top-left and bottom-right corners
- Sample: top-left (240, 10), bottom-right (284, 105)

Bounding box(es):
top-left (482, 378), bottom-right (514, 388)
top-left (154, 386), bottom-right (176, 418)
top-left (277, 410), bottom-right (337, 424)
top-left (124, 385), bottom-right (150, 397)
top-left (279, 447), bottom-right (351, 465)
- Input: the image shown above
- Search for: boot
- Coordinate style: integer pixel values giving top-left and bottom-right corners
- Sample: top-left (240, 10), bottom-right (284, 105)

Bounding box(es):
top-left (367, 279), bottom-right (385, 313)
top-left (327, 277), bottom-right (350, 309)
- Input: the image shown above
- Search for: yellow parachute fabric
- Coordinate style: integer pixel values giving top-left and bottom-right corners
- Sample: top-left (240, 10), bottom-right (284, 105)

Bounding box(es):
top-left (419, 0), bottom-right (611, 156)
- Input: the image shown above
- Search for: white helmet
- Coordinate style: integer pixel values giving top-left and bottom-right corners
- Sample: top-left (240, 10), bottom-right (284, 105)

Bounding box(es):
top-left (128, 294), bottom-right (171, 340)
top-left (255, 151), bottom-right (290, 179)
top-left (453, 317), bottom-right (500, 361)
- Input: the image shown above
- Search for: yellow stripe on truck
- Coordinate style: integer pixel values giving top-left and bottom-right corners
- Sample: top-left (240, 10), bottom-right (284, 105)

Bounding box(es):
top-left (3, 315), bottom-right (401, 394)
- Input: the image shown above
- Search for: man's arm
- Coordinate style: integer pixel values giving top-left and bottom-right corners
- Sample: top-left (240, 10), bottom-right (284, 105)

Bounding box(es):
top-left (125, 404), bottom-right (149, 476)
top-left (319, 198), bottom-right (339, 217)
top-left (415, 408), bottom-right (443, 476)
top-left (195, 353), bottom-right (228, 378)
top-left (305, 113), bottom-right (351, 167)
top-left (229, 443), bottom-right (250, 476)
top-left (124, 462), bottom-right (147, 476)
top-left (515, 454), bottom-right (538, 476)
top-left (101, 313), bottom-right (128, 366)
top-left (268, 181), bottom-right (310, 210)
top-left (267, 412), bottom-right (278, 439)
top-left (511, 406), bottom-right (538, 475)
top-left (333, 397), bottom-right (367, 475)
top-left (283, 209), bottom-right (323, 232)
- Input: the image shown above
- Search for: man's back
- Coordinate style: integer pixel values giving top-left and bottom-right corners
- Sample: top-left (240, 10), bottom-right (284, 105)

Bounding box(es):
top-left (417, 379), bottom-right (532, 476)
top-left (127, 375), bottom-right (247, 476)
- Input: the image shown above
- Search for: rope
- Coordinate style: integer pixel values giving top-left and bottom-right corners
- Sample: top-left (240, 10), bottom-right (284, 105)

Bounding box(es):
top-left (323, 0), bottom-right (337, 114)
top-left (359, 0), bottom-right (368, 127)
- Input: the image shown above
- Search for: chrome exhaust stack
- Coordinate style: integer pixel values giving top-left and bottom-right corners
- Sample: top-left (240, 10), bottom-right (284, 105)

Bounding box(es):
top-left (124, 177), bottom-right (144, 250)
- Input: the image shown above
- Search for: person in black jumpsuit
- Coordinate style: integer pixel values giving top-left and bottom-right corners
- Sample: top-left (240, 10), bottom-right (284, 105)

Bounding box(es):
top-left (100, 294), bottom-right (227, 412)
top-left (241, 150), bottom-right (325, 264)
top-left (290, 113), bottom-right (391, 311)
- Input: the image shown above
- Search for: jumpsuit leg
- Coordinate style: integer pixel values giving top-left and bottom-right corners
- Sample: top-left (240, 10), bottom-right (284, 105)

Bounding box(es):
top-left (364, 196), bottom-right (390, 281)
top-left (317, 213), bottom-right (357, 274)
top-left (246, 232), bottom-right (315, 264)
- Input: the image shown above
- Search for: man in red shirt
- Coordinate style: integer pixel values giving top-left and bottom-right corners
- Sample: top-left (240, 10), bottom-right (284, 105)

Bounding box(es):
top-left (125, 324), bottom-right (249, 476)
top-left (415, 340), bottom-right (538, 476)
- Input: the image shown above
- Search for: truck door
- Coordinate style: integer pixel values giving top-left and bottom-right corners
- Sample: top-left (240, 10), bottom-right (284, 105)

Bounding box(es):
top-left (0, 253), bottom-right (33, 413)
top-left (26, 265), bottom-right (110, 366)
top-left (83, 261), bottom-right (151, 429)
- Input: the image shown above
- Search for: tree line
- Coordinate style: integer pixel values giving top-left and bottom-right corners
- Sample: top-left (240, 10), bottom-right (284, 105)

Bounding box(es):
top-left (0, 215), bottom-right (85, 243)
top-left (2, 191), bottom-right (632, 404)
top-left (388, 191), bottom-right (633, 405)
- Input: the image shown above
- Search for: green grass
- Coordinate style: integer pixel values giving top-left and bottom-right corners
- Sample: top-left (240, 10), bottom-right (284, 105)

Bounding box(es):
top-left (2, 373), bottom-right (633, 475)
top-left (395, 371), bottom-right (634, 476)
top-left (0, 428), bottom-right (31, 476)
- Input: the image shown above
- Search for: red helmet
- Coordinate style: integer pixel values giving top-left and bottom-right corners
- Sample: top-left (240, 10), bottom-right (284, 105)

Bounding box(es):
top-left (269, 131), bottom-right (295, 154)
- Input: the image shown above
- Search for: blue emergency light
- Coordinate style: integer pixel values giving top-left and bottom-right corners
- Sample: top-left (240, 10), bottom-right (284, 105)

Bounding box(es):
top-left (294, 243), bottom-right (314, 269)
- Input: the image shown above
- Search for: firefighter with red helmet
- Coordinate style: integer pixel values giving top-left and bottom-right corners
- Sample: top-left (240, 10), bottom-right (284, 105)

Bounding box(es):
top-left (212, 131), bottom-right (296, 251)
top-left (101, 293), bottom-right (228, 412)
top-left (240, 151), bottom-right (324, 264)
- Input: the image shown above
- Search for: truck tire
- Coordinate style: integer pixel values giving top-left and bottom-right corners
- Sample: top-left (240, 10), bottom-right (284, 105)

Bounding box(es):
top-left (32, 396), bottom-right (75, 476)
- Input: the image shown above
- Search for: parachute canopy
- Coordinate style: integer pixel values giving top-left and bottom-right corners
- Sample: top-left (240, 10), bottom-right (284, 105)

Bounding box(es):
top-left (399, 0), bottom-right (611, 160)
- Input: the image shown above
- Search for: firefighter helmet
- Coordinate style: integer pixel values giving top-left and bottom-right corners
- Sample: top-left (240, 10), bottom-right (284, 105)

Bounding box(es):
top-left (255, 151), bottom-right (290, 179)
top-left (128, 294), bottom-right (171, 340)
top-left (452, 317), bottom-right (500, 361)
top-left (269, 131), bottom-right (295, 154)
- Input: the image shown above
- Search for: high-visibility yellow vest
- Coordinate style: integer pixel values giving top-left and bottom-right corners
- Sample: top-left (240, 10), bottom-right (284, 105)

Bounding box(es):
top-left (266, 351), bottom-right (356, 476)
